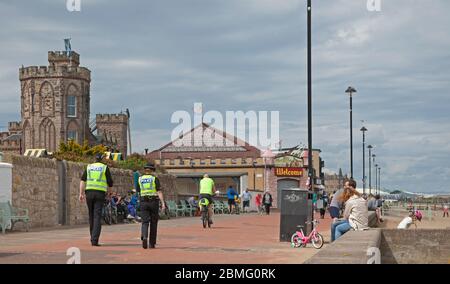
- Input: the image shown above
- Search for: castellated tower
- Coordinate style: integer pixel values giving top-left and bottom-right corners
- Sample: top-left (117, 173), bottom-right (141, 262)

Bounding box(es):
top-left (96, 114), bottom-right (128, 157)
top-left (19, 51), bottom-right (91, 152)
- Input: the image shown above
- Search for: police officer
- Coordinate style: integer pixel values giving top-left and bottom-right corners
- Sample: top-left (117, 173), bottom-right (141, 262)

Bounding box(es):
top-left (199, 174), bottom-right (216, 224)
top-left (138, 163), bottom-right (165, 249)
top-left (79, 153), bottom-right (113, 246)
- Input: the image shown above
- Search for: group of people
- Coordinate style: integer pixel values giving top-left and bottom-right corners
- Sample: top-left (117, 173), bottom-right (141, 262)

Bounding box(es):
top-left (78, 154), bottom-right (276, 249)
top-left (328, 179), bottom-right (426, 242)
top-left (79, 154), bottom-right (165, 249)
top-left (225, 186), bottom-right (272, 214)
top-left (109, 190), bottom-right (139, 222)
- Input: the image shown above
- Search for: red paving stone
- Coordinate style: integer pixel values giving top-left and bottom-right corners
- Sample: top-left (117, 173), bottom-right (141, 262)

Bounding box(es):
top-left (0, 212), bottom-right (332, 264)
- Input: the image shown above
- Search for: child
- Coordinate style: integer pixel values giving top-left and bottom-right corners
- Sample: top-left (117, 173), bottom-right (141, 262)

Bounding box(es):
top-left (397, 210), bottom-right (422, 229)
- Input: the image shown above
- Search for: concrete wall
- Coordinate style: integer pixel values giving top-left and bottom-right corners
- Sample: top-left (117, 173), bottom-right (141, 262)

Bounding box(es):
top-left (306, 227), bottom-right (450, 264)
top-left (381, 229), bottom-right (450, 264)
top-left (3, 154), bottom-right (177, 229)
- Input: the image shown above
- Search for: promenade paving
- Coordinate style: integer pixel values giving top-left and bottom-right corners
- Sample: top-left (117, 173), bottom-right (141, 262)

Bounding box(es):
top-left (0, 212), bottom-right (331, 264)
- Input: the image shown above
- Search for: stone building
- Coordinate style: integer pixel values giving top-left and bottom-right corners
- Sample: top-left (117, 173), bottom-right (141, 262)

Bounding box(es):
top-left (0, 50), bottom-right (128, 156)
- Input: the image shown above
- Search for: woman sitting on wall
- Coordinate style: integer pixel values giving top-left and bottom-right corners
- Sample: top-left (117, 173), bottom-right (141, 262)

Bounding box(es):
top-left (330, 179), bottom-right (369, 242)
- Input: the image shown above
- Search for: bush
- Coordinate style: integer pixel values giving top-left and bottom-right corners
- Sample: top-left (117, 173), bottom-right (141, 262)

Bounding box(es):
top-left (54, 140), bottom-right (107, 163)
top-left (54, 141), bottom-right (167, 173)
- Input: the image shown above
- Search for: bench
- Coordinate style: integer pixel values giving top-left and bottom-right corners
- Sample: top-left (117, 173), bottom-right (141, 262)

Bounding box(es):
top-left (179, 200), bottom-right (196, 217)
top-left (220, 200), bottom-right (230, 214)
top-left (167, 200), bottom-right (185, 217)
top-left (0, 201), bottom-right (30, 234)
top-left (214, 201), bottom-right (224, 214)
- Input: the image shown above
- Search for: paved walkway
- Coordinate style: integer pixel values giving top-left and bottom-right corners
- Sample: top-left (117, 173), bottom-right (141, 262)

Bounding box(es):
top-left (0, 212), bottom-right (331, 264)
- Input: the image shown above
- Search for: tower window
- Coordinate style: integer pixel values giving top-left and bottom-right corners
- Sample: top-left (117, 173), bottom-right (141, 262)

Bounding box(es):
top-left (67, 96), bottom-right (77, 117)
top-left (67, 130), bottom-right (77, 141)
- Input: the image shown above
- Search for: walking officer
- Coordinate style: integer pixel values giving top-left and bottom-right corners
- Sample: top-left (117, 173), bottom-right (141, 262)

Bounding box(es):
top-left (79, 153), bottom-right (113, 246)
top-left (138, 163), bottom-right (165, 249)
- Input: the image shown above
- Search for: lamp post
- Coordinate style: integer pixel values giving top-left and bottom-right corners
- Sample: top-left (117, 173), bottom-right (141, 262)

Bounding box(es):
top-left (346, 86), bottom-right (357, 178)
top-left (375, 163), bottom-right (378, 195)
top-left (306, 0), bottom-right (313, 191)
top-left (368, 145), bottom-right (373, 195)
top-left (360, 126), bottom-right (367, 195)
top-left (378, 167), bottom-right (381, 195)
top-left (253, 160), bottom-right (257, 190)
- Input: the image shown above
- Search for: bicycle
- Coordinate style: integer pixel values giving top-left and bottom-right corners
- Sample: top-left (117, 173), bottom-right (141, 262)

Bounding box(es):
top-left (199, 197), bottom-right (212, 229)
top-left (102, 199), bottom-right (118, 225)
top-left (290, 220), bottom-right (324, 249)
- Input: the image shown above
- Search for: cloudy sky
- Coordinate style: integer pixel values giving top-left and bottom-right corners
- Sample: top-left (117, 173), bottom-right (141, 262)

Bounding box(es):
top-left (1, 0), bottom-right (449, 193)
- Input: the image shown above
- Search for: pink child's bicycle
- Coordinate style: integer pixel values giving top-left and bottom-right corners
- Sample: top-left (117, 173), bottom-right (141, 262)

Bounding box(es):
top-left (290, 220), bottom-right (324, 249)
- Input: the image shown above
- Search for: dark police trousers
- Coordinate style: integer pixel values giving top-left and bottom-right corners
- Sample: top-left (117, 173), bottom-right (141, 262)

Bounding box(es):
top-left (85, 190), bottom-right (105, 245)
top-left (140, 198), bottom-right (159, 246)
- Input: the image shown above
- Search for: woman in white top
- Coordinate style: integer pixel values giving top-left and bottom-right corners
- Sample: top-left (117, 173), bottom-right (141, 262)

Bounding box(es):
top-left (331, 179), bottom-right (369, 242)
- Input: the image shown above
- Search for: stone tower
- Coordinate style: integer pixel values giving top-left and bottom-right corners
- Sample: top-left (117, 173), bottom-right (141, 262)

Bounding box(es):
top-left (19, 51), bottom-right (91, 152)
top-left (95, 114), bottom-right (128, 157)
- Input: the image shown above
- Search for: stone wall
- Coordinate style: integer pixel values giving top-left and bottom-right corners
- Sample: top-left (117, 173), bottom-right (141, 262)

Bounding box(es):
top-left (4, 153), bottom-right (178, 229)
top-left (5, 154), bottom-right (59, 228)
top-left (380, 229), bottom-right (450, 264)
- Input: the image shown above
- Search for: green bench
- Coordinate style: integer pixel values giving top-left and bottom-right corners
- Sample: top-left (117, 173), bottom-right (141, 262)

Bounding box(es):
top-left (179, 200), bottom-right (197, 217)
top-left (214, 201), bottom-right (224, 214)
top-left (167, 200), bottom-right (185, 217)
top-left (0, 201), bottom-right (30, 234)
top-left (221, 200), bottom-right (230, 214)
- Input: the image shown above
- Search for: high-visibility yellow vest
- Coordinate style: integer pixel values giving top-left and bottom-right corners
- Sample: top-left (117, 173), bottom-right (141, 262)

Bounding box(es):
top-left (139, 175), bottom-right (157, 197)
top-left (86, 162), bottom-right (108, 192)
top-left (199, 177), bottom-right (214, 195)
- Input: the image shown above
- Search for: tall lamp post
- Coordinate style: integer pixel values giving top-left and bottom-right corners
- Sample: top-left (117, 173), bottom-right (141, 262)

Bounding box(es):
top-left (360, 126), bottom-right (367, 195)
top-left (368, 145), bottom-right (373, 195)
top-left (346, 86), bottom-right (357, 178)
top-left (375, 164), bottom-right (378, 195)
top-left (306, 0), bottom-right (313, 191)
top-left (378, 167), bottom-right (381, 195)
top-left (252, 160), bottom-right (257, 190)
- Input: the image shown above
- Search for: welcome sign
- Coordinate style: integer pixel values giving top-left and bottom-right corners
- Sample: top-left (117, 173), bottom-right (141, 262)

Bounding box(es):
top-left (275, 167), bottom-right (303, 177)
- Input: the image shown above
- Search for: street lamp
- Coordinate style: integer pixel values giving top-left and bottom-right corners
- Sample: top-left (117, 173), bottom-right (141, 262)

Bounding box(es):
top-left (346, 86), bottom-right (357, 178)
top-left (368, 145), bottom-right (373, 195)
top-left (378, 167), bottom-right (381, 195)
top-left (360, 126), bottom-right (367, 195)
top-left (252, 160), bottom-right (257, 191)
top-left (306, 0), bottom-right (313, 191)
top-left (375, 163), bottom-right (378, 195)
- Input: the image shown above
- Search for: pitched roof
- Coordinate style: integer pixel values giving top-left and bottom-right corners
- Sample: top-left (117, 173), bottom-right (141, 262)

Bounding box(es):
top-left (147, 123), bottom-right (261, 160)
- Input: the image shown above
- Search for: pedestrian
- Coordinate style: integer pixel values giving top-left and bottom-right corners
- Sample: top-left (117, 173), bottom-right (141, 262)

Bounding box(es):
top-left (137, 163), bottom-right (165, 249)
top-left (241, 188), bottom-right (252, 213)
top-left (79, 153), bottom-right (113, 246)
top-left (255, 193), bottom-right (263, 215)
top-left (329, 188), bottom-right (344, 222)
top-left (375, 195), bottom-right (384, 222)
top-left (443, 204), bottom-right (449, 218)
top-left (262, 190), bottom-right (273, 215)
top-left (226, 185), bottom-right (238, 214)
